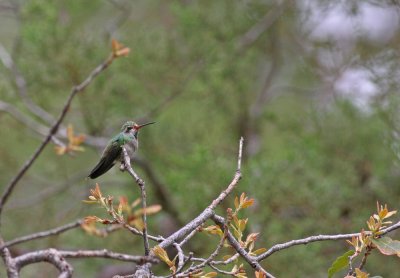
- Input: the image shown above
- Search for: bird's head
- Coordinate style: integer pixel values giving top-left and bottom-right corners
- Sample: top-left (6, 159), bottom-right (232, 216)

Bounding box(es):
top-left (121, 121), bottom-right (155, 135)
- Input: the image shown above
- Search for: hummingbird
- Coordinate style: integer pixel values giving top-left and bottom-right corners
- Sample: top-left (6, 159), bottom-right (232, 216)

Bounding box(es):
top-left (88, 121), bottom-right (155, 179)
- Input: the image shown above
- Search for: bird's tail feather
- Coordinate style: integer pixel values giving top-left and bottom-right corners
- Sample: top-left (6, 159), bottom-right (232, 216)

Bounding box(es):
top-left (88, 158), bottom-right (115, 179)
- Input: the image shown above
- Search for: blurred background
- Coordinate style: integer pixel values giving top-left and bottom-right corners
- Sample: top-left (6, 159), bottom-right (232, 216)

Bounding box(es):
top-left (0, 0), bottom-right (400, 277)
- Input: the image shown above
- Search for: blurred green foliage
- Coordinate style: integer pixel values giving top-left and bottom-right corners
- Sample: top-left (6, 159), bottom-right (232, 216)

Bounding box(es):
top-left (0, 0), bottom-right (400, 277)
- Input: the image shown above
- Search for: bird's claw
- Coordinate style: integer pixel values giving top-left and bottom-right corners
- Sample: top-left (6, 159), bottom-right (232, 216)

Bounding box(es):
top-left (119, 163), bottom-right (126, 172)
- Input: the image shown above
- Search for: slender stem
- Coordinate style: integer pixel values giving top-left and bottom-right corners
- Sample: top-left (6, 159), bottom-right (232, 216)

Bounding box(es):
top-left (0, 219), bottom-right (83, 251)
top-left (173, 243), bottom-right (185, 273)
top-left (139, 183), bottom-right (150, 256)
top-left (0, 54), bottom-right (115, 221)
top-left (123, 224), bottom-right (163, 243)
top-left (358, 246), bottom-right (372, 271)
top-left (178, 214), bottom-right (230, 277)
top-left (256, 220), bottom-right (400, 261)
top-left (122, 147), bottom-right (150, 256)
top-left (0, 237), bottom-right (18, 278)
top-left (178, 228), bottom-right (198, 247)
top-left (212, 214), bottom-right (275, 278)
top-left (14, 248), bottom-right (158, 264)
top-left (157, 138), bottom-right (244, 251)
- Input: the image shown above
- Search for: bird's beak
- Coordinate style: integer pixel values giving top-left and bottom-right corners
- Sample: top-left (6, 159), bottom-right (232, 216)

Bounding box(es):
top-left (135, 121), bottom-right (155, 130)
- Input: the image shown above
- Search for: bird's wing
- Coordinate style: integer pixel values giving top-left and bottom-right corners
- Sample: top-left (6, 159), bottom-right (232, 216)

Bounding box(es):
top-left (88, 136), bottom-right (123, 179)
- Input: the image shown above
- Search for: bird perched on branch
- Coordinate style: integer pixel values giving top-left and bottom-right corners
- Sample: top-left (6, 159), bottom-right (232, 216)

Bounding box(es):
top-left (88, 121), bottom-right (155, 179)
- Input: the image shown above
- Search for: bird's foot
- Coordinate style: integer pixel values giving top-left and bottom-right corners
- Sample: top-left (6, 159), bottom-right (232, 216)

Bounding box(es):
top-left (119, 163), bottom-right (126, 172)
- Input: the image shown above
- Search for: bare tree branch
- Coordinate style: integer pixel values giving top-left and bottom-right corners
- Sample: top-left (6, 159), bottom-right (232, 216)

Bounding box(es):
top-left (209, 137), bottom-right (243, 209)
top-left (256, 220), bottom-right (400, 261)
top-left (15, 248), bottom-right (73, 278)
top-left (178, 215), bottom-right (229, 277)
top-left (122, 223), bottom-right (164, 243)
top-left (0, 43), bottom-right (55, 124)
top-left (0, 100), bottom-right (50, 135)
top-left (177, 227), bottom-right (199, 247)
top-left (52, 249), bottom-right (158, 263)
top-left (122, 147), bottom-right (150, 256)
top-left (212, 214), bottom-right (275, 278)
top-left (134, 157), bottom-right (185, 227)
top-left (0, 237), bottom-right (18, 278)
top-left (0, 98), bottom-right (107, 149)
top-left (0, 219), bottom-right (83, 251)
top-left (12, 248), bottom-right (158, 278)
top-left (358, 245), bottom-right (372, 271)
top-left (0, 51), bottom-right (117, 219)
top-left (156, 137), bottom-right (244, 251)
top-left (173, 243), bottom-right (185, 273)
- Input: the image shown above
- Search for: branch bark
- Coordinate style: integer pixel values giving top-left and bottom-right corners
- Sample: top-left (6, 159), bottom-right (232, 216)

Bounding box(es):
top-left (0, 237), bottom-right (18, 278)
top-left (0, 219), bottom-right (83, 251)
top-left (15, 248), bottom-right (73, 278)
top-left (122, 147), bottom-right (150, 256)
top-left (212, 214), bottom-right (275, 278)
top-left (256, 220), bottom-right (400, 261)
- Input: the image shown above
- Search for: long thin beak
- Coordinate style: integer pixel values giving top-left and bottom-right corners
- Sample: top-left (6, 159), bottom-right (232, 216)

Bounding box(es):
top-left (136, 121), bottom-right (155, 130)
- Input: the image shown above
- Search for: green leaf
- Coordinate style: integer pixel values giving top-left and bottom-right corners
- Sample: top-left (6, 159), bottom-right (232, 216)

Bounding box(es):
top-left (371, 236), bottom-right (400, 256)
top-left (328, 250), bottom-right (354, 278)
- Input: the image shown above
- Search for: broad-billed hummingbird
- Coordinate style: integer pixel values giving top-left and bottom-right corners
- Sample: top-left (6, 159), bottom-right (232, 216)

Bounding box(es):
top-left (88, 121), bottom-right (155, 179)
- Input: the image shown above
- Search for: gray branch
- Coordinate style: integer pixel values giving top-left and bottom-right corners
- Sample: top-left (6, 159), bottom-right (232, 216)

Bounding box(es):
top-left (0, 219), bottom-right (83, 251)
top-left (212, 214), bottom-right (275, 278)
top-left (15, 248), bottom-right (73, 278)
top-left (121, 147), bottom-right (150, 256)
top-left (256, 220), bottom-right (400, 261)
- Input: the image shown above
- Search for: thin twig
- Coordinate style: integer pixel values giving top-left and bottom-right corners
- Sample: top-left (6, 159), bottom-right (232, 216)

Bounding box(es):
top-left (358, 245), bottom-right (372, 271)
top-left (134, 157), bottom-right (185, 227)
top-left (13, 248), bottom-right (158, 277)
top-left (0, 53), bottom-right (116, 220)
top-left (208, 263), bottom-right (237, 275)
top-left (15, 248), bottom-right (73, 278)
top-left (189, 253), bottom-right (240, 266)
top-left (258, 232), bottom-right (360, 261)
top-left (122, 147), bottom-right (150, 256)
top-left (0, 99), bottom-right (107, 149)
top-left (212, 253), bottom-right (240, 265)
top-left (0, 42), bottom-right (55, 124)
top-left (0, 236), bottom-right (18, 278)
top-left (256, 220), bottom-right (400, 261)
top-left (174, 243), bottom-right (185, 273)
top-left (57, 249), bottom-right (158, 263)
top-left (209, 136), bottom-right (243, 210)
top-left (178, 227), bottom-right (199, 247)
top-left (178, 214), bottom-right (230, 277)
top-left (0, 219), bottom-right (83, 251)
top-left (212, 214), bottom-right (275, 278)
top-left (157, 137), bottom-right (244, 251)
top-left (347, 251), bottom-right (360, 276)
top-left (123, 223), bottom-right (164, 243)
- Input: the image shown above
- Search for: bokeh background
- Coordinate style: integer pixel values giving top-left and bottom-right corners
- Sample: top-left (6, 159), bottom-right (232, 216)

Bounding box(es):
top-left (1, 0), bottom-right (400, 277)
